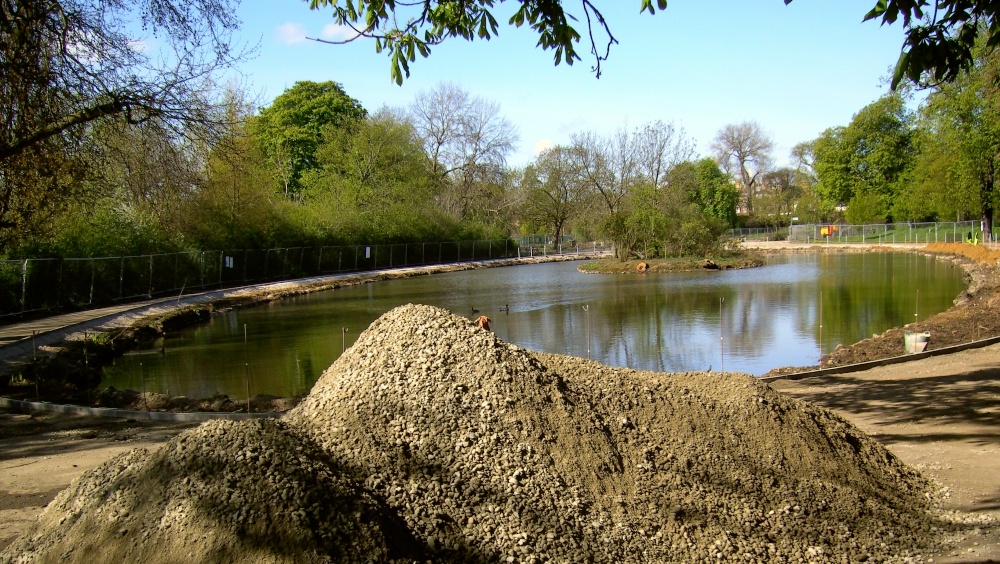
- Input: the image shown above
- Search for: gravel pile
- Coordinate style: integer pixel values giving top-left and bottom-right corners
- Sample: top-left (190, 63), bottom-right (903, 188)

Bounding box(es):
top-left (3, 304), bottom-right (938, 562)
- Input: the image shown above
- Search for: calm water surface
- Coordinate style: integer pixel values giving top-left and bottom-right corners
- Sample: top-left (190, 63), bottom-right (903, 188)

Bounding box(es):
top-left (101, 253), bottom-right (966, 398)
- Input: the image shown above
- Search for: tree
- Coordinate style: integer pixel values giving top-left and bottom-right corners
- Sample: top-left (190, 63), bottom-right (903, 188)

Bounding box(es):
top-left (664, 158), bottom-right (738, 227)
top-left (918, 42), bottom-right (1000, 237)
top-left (635, 120), bottom-right (696, 188)
top-left (190, 91), bottom-right (284, 249)
top-left (302, 109), bottom-right (443, 240)
top-left (408, 82), bottom-right (518, 223)
top-left (306, 0), bottom-right (997, 89)
top-left (812, 94), bottom-right (915, 221)
top-left (520, 146), bottom-right (588, 245)
top-left (0, 0), bottom-right (246, 245)
top-left (249, 81), bottom-right (367, 199)
top-left (711, 121), bottom-right (774, 215)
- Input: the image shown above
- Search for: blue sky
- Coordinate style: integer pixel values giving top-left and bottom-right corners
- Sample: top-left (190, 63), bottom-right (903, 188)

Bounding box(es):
top-left (230, 0), bottom-right (908, 167)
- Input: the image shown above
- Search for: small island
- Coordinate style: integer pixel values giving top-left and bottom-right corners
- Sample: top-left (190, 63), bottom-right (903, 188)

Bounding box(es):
top-left (578, 251), bottom-right (764, 273)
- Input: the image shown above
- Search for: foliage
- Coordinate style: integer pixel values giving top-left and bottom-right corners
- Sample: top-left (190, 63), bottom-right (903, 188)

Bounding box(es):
top-left (845, 191), bottom-right (889, 224)
top-left (519, 146), bottom-right (588, 246)
top-left (249, 81), bottom-right (367, 199)
top-left (915, 41), bottom-right (1000, 234)
top-left (812, 94), bottom-right (916, 218)
top-left (0, 0), bottom-right (247, 248)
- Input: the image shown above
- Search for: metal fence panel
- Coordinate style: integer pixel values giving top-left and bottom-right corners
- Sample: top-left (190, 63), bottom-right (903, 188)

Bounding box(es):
top-left (0, 238), bottom-right (548, 320)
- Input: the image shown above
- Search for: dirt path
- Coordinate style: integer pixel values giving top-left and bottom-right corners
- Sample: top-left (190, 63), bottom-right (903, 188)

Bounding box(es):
top-left (0, 412), bottom-right (196, 550)
top-left (771, 345), bottom-right (1000, 562)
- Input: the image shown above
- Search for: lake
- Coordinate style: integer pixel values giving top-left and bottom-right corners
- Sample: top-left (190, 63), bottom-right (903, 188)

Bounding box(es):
top-left (100, 252), bottom-right (967, 398)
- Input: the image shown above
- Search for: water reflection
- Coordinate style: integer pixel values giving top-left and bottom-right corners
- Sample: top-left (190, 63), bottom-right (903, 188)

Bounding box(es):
top-left (102, 253), bottom-right (966, 398)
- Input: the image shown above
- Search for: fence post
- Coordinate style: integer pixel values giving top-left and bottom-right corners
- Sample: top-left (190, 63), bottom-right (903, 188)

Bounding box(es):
top-left (200, 252), bottom-right (206, 289)
top-left (89, 260), bottom-right (95, 306)
top-left (218, 252), bottom-right (224, 286)
top-left (119, 256), bottom-right (125, 300)
top-left (20, 259), bottom-right (27, 313)
top-left (57, 259), bottom-right (64, 308)
top-left (148, 255), bottom-right (153, 296)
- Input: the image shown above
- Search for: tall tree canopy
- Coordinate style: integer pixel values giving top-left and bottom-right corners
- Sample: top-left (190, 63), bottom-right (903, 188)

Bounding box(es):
top-left (248, 81), bottom-right (367, 199)
top-left (916, 42), bottom-right (1000, 235)
top-left (306, 0), bottom-right (997, 88)
top-left (812, 94), bottom-right (915, 222)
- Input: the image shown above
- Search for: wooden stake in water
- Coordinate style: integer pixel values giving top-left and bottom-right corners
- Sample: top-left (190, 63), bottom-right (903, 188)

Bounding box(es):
top-left (819, 291), bottom-right (823, 358)
top-left (342, 327), bottom-right (349, 356)
top-left (243, 324), bottom-right (251, 414)
top-left (719, 297), bottom-right (725, 373)
top-left (915, 288), bottom-right (920, 323)
top-left (582, 305), bottom-right (591, 360)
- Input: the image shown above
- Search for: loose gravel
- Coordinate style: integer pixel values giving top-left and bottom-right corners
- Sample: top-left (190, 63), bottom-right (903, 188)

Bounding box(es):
top-left (2, 304), bottom-right (939, 562)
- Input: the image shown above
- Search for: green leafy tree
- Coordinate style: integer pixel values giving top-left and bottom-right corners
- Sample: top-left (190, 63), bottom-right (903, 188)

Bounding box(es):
top-left (812, 94), bottom-right (916, 221)
top-left (301, 110), bottom-right (448, 241)
top-left (520, 146), bottom-right (589, 245)
top-left (694, 158), bottom-right (739, 227)
top-left (249, 81), bottom-right (367, 199)
top-left (917, 42), bottom-right (1000, 235)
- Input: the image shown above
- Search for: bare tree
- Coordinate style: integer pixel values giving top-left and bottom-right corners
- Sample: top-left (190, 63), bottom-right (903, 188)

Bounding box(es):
top-left (408, 82), bottom-right (518, 222)
top-left (711, 121), bottom-right (774, 214)
top-left (635, 120), bottom-right (695, 188)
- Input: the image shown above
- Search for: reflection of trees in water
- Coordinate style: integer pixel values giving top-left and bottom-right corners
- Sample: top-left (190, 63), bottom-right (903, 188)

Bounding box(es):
top-left (518, 253), bottom-right (964, 374)
top-left (103, 255), bottom-right (967, 394)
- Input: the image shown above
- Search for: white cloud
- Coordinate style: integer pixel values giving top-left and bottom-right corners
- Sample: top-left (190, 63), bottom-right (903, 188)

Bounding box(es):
top-left (322, 23), bottom-right (360, 42)
top-left (275, 22), bottom-right (307, 45)
top-left (533, 139), bottom-right (555, 155)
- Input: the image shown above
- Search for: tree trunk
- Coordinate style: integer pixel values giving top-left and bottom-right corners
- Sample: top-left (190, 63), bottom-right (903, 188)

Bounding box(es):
top-left (981, 165), bottom-right (995, 241)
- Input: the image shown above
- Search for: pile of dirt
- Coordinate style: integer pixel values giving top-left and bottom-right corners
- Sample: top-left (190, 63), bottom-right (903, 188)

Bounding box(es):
top-left (3, 305), bottom-right (939, 562)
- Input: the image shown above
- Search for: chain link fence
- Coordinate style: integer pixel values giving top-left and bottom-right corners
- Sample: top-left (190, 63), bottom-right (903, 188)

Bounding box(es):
top-left (786, 221), bottom-right (991, 244)
top-left (1, 239), bottom-right (614, 320)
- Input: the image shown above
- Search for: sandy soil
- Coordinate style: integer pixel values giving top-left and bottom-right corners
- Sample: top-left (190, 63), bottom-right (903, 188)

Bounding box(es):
top-left (771, 346), bottom-right (1000, 562)
top-left (0, 414), bottom-right (198, 550)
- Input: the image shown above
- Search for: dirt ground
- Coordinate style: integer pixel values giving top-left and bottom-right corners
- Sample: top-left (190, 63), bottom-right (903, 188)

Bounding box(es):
top-left (0, 413), bottom-right (198, 550)
top-left (1, 242), bottom-right (999, 558)
top-left (771, 346), bottom-right (1000, 562)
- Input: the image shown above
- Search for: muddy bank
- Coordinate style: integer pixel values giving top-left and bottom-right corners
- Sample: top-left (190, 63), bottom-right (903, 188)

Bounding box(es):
top-left (2, 305), bottom-right (942, 563)
top-left (577, 252), bottom-right (764, 273)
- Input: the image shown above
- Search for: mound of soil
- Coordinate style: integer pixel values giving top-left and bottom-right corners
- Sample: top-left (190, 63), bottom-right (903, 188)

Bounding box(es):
top-left (3, 305), bottom-right (939, 562)
top-left (2, 419), bottom-right (423, 563)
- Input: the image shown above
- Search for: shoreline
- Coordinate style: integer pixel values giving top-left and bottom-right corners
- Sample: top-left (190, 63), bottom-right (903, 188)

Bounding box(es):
top-left (2, 242), bottom-right (996, 413)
